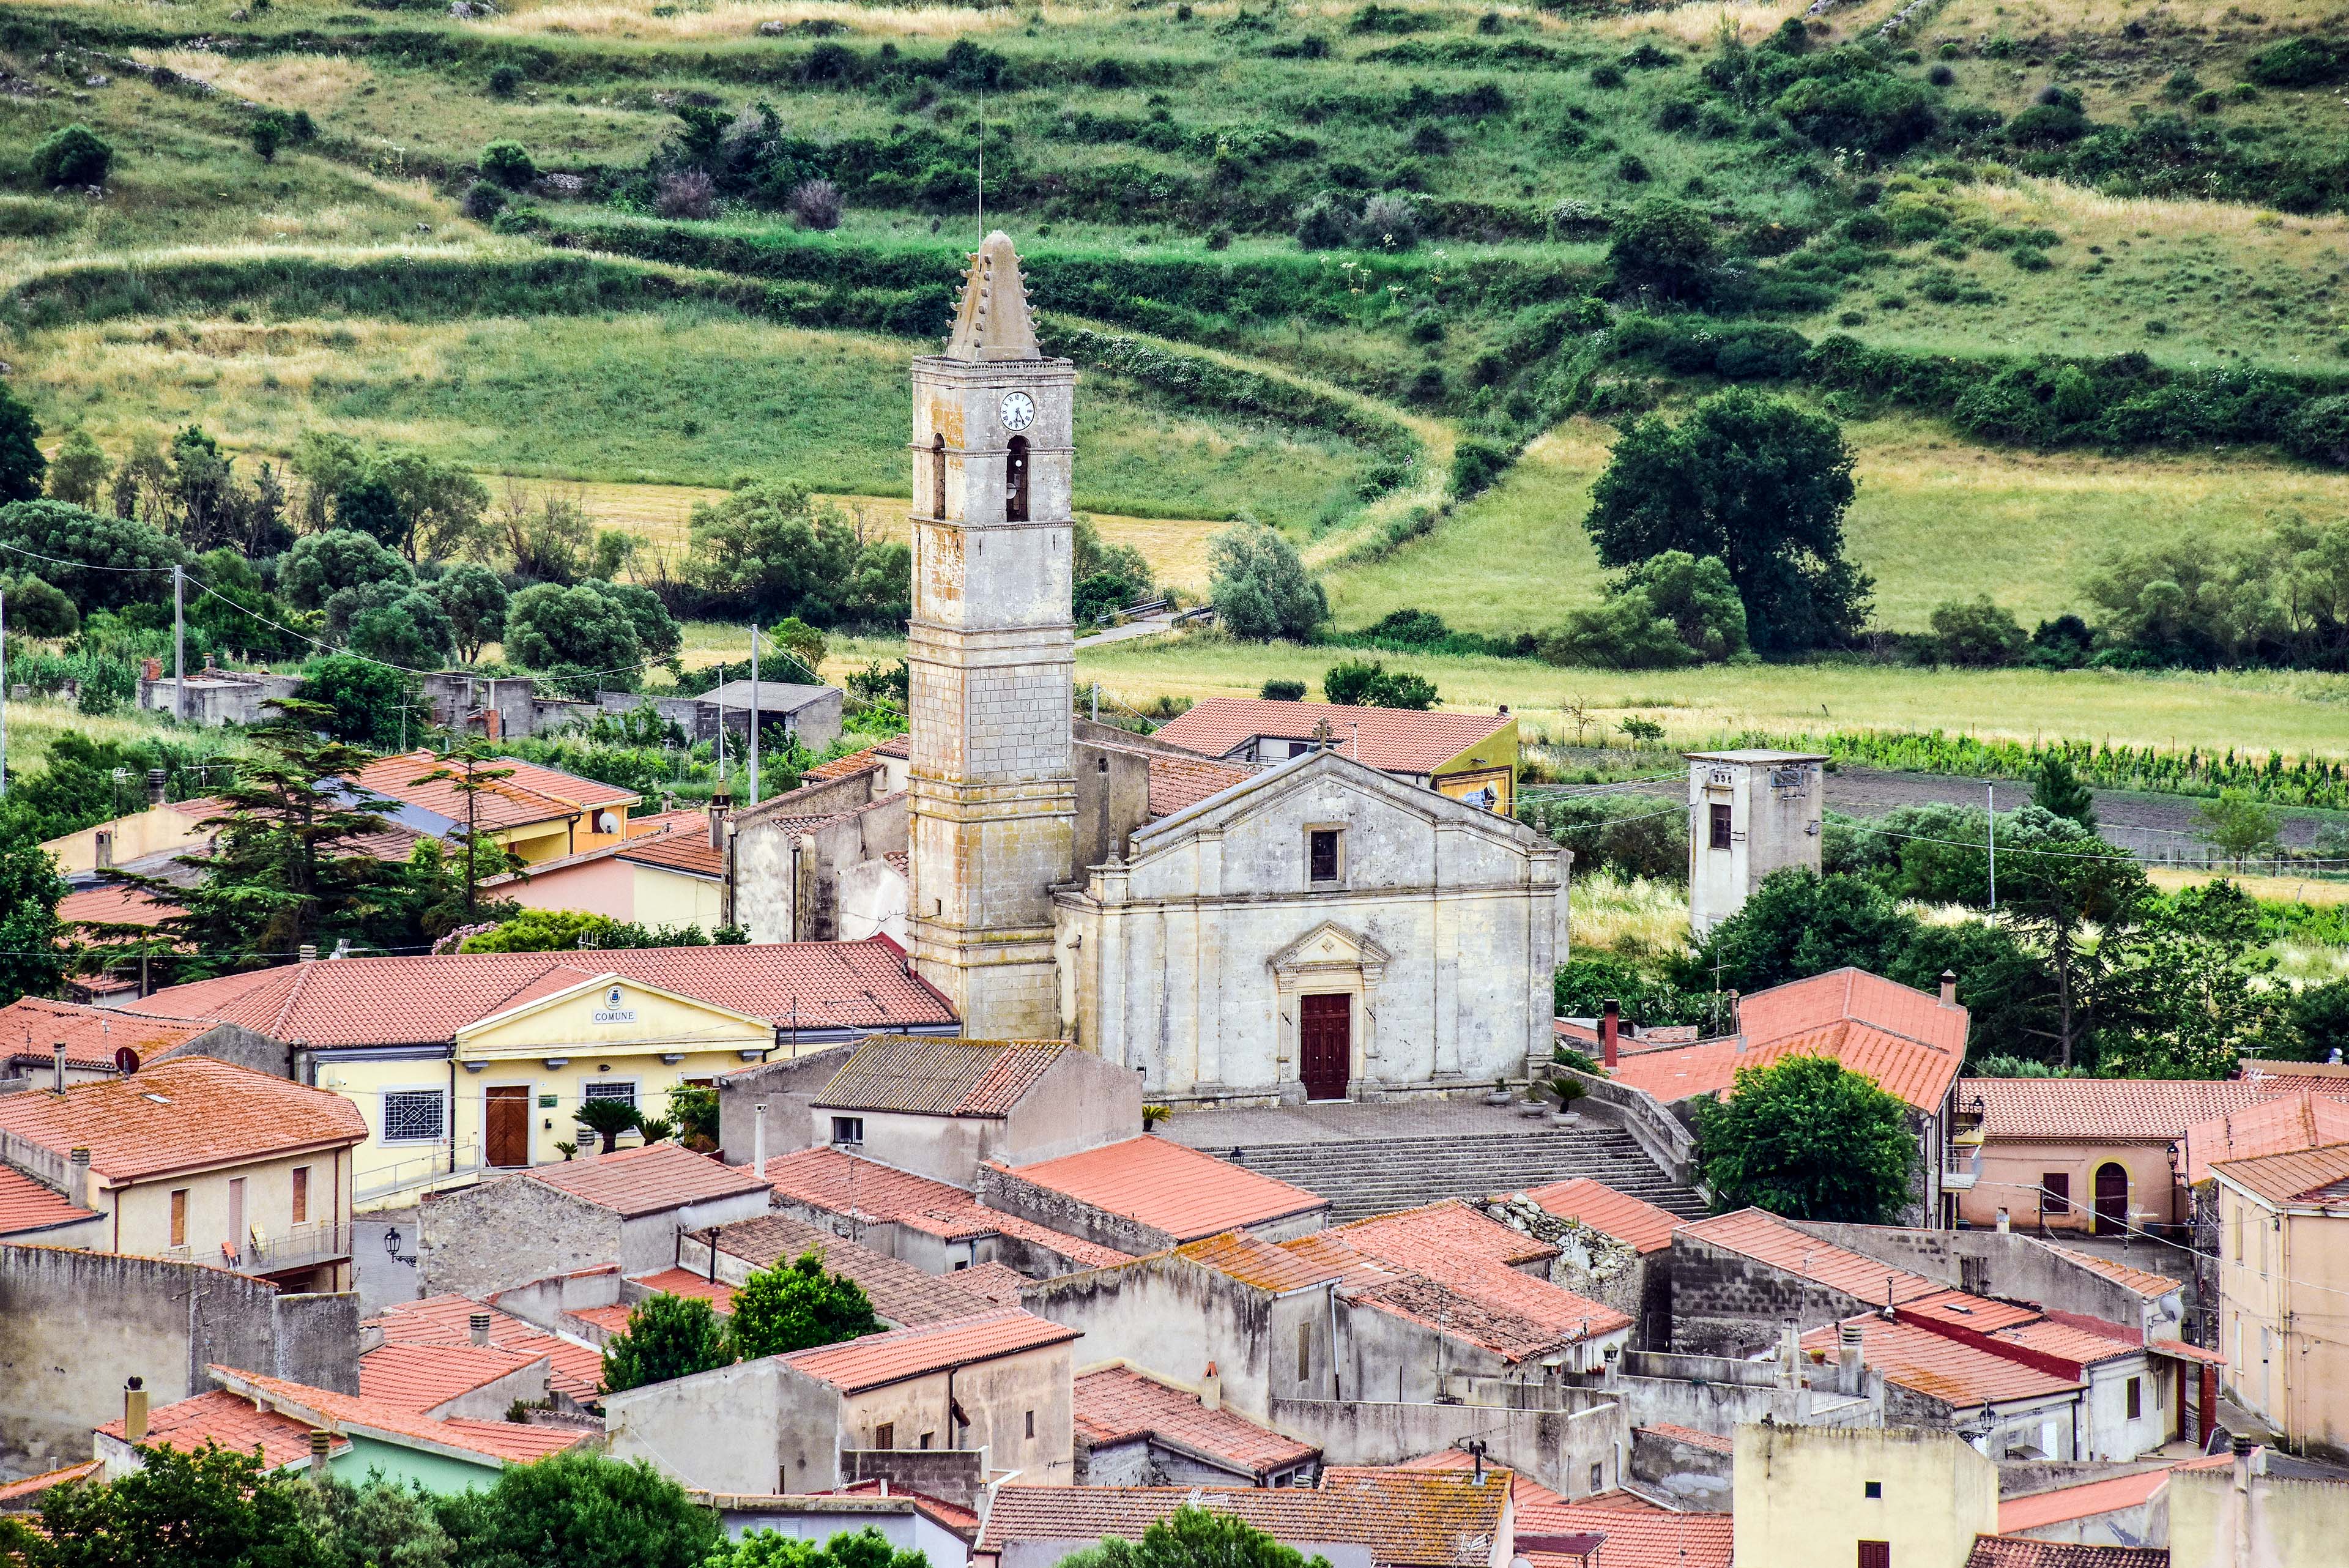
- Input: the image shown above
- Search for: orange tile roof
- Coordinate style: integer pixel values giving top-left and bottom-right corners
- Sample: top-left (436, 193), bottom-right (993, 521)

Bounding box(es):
top-left (1901, 1290), bottom-right (2046, 1336)
top-left (0, 1055), bottom-right (365, 1183)
top-left (629, 1267), bottom-right (740, 1310)
top-left (2041, 1243), bottom-right (2180, 1299)
top-left (1967, 1537), bottom-right (2170, 1568)
top-left (1178, 1230), bottom-right (1346, 1295)
top-left (360, 1342), bottom-right (545, 1415)
top-left (1676, 1209), bottom-right (1944, 1307)
top-left (1145, 754), bottom-right (1253, 817)
top-left (1514, 1178), bottom-right (1685, 1254)
top-left (818, 1036), bottom-right (1067, 1117)
top-left (514, 1142), bottom-right (770, 1218)
top-left (1989, 1318), bottom-right (2145, 1367)
top-left (128, 939), bottom-right (956, 1047)
top-left (0, 996), bottom-right (211, 1071)
top-left (1000, 1137), bottom-right (1327, 1243)
top-left (614, 830), bottom-right (727, 879)
top-left (1278, 1231), bottom-right (1403, 1291)
top-left (1740, 968), bottom-right (1966, 1054)
top-left (96, 1388), bottom-right (348, 1471)
top-left (209, 1366), bottom-right (593, 1465)
top-left (777, 1307), bottom-right (1077, 1392)
top-left (1154, 698), bottom-right (1512, 776)
top-left (371, 1295), bottom-right (605, 1406)
top-left (1340, 1201), bottom-right (1559, 1268)
top-left (955, 1260), bottom-right (1031, 1306)
top-left (1397, 1446), bottom-right (1569, 1510)
top-left (1801, 1315), bottom-right (2082, 1408)
top-left (1074, 1366), bottom-right (1320, 1477)
top-left (757, 1148), bottom-right (1132, 1269)
top-left (702, 1215), bottom-right (998, 1325)
top-left (0, 1165), bottom-right (97, 1238)
top-left (1634, 1422), bottom-right (1732, 1455)
top-left (804, 749), bottom-right (886, 783)
top-left (2211, 1140), bottom-right (2349, 1207)
top-left (1317, 1466), bottom-right (1518, 1567)
top-left (1613, 971), bottom-right (1965, 1114)
top-left (1993, 1468), bottom-right (2178, 1534)
top-left (0, 1460), bottom-right (99, 1506)
top-left (1527, 1505), bottom-right (1732, 1568)
top-left (1327, 1202), bottom-right (1631, 1359)
top-left (2185, 1091), bottom-right (2349, 1184)
top-left (58, 882), bottom-right (185, 931)
top-left (346, 751), bottom-right (585, 833)
top-left (817, 1477), bottom-right (982, 1533)
top-left (1965, 1076), bottom-right (2283, 1143)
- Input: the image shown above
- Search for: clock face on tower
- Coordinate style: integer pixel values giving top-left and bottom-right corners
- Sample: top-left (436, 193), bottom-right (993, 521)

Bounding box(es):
top-left (998, 390), bottom-right (1036, 433)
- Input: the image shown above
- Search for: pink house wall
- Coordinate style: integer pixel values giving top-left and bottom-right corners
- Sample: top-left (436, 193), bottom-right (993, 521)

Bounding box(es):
top-left (1964, 1140), bottom-right (2182, 1236)
top-left (502, 855), bottom-right (639, 921)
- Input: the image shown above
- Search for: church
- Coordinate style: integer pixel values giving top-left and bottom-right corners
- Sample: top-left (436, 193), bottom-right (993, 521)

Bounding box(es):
top-left (902, 234), bottom-right (1568, 1106)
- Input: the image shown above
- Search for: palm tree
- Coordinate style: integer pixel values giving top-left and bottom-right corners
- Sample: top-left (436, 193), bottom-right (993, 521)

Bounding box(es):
top-left (574, 1098), bottom-right (640, 1155)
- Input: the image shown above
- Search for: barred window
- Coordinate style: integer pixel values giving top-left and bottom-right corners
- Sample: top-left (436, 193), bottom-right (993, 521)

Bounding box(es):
top-left (585, 1081), bottom-right (637, 1107)
top-left (383, 1090), bottom-right (445, 1143)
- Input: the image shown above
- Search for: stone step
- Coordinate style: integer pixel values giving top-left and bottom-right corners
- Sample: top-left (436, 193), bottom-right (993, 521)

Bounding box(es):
top-left (1218, 1127), bottom-right (1709, 1224)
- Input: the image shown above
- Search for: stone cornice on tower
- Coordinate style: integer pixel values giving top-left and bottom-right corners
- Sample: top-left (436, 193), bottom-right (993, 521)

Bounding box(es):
top-left (944, 230), bottom-right (1040, 363)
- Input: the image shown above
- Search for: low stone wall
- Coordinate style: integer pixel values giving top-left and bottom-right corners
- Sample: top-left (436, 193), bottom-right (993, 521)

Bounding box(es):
top-left (1554, 1068), bottom-right (1700, 1189)
top-left (1269, 1395), bottom-right (1627, 1501)
top-left (975, 1163), bottom-right (1176, 1257)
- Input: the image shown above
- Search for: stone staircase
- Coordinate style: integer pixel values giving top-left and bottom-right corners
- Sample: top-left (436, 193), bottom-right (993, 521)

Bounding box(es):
top-left (1215, 1126), bottom-right (1709, 1225)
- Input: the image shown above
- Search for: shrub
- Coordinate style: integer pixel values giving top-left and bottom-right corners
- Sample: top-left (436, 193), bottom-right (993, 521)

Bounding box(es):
top-left (1209, 522), bottom-right (1326, 641)
top-left (1294, 192), bottom-right (1354, 249)
top-left (1616, 153), bottom-right (1651, 183)
top-left (1451, 439), bottom-right (1508, 499)
top-left (1363, 608), bottom-right (1449, 645)
top-left (789, 177), bottom-right (843, 230)
top-left (655, 170), bottom-right (714, 220)
top-left (249, 112), bottom-right (287, 164)
top-left (1260, 678), bottom-right (1307, 700)
top-left (1353, 191), bottom-right (1419, 249)
top-left (2007, 102), bottom-right (2089, 143)
top-left (2285, 393), bottom-right (2349, 467)
top-left (32, 124), bottom-right (113, 188)
top-left (480, 140), bottom-right (538, 188)
top-left (1773, 68), bottom-right (1937, 155)
top-left (1928, 595), bottom-right (2028, 665)
top-left (489, 63), bottom-right (522, 96)
top-left (1590, 63), bottom-right (1625, 88)
top-left (463, 180), bottom-right (509, 220)
top-left (1322, 658), bottom-right (1437, 709)
top-left (2245, 36), bottom-right (2341, 88)
top-left (1606, 198), bottom-right (1716, 302)
top-left (1927, 63), bottom-right (1954, 86)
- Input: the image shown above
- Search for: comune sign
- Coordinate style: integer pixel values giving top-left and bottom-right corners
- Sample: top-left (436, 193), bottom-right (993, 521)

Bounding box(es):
top-left (591, 985), bottom-right (639, 1025)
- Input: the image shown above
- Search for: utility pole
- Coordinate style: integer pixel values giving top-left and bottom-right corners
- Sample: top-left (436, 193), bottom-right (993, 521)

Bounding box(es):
top-left (172, 565), bottom-right (186, 724)
top-left (1987, 782), bottom-right (1997, 911)
top-left (748, 625), bottom-right (760, 808)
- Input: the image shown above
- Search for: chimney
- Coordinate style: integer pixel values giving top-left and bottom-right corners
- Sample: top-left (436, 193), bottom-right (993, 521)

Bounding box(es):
top-left (753, 1102), bottom-right (768, 1176)
top-left (141, 657), bottom-right (161, 683)
top-left (51, 1041), bottom-right (66, 1093)
top-left (2233, 1432), bottom-right (2255, 1568)
top-left (122, 1377), bottom-right (149, 1444)
top-left (146, 768), bottom-right (167, 808)
top-left (708, 786), bottom-right (733, 851)
top-left (70, 1148), bottom-right (91, 1206)
top-left (1600, 1000), bottom-right (1620, 1069)
top-left (330, 938), bottom-right (350, 960)
top-left (1940, 969), bottom-right (1958, 1006)
top-left (298, 944), bottom-right (317, 963)
top-left (469, 1310), bottom-right (491, 1348)
top-left (1838, 1323), bottom-right (1865, 1392)
top-left (1200, 1362), bottom-right (1222, 1412)
top-left (94, 829), bottom-right (112, 871)
top-left (201, 652), bottom-right (216, 672)
top-left (309, 1429), bottom-right (333, 1482)
top-left (1996, 1207), bottom-right (2011, 1234)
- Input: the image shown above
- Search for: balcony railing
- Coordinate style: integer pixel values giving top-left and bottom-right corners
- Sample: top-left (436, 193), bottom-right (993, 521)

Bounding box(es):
top-left (1943, 1143), bottom-right (1983, 1192)
top-left (242, 1221), bottom-right (352, 1275)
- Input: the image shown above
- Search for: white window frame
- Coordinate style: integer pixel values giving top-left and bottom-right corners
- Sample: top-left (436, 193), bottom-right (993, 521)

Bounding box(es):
top-left (584, 1080), bottom-right (639, 1108)
top-left (381, 1085), bottom-right (448, 1145)
top-left (831, 1115), bottom-right (866, 1146)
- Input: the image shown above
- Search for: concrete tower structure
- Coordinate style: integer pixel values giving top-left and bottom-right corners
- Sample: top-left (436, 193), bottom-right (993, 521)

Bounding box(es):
top-left (905, 232), bottom-right (1078, 1037)
top-left (1686, 748), bottom-right (1825, 937)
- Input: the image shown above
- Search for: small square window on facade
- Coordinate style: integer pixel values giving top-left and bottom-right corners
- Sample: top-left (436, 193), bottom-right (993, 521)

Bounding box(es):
top-left (1309, 830), bottom-right (1341, 883)
top-left (832, 1116), bottom-right (866, 1146)
top-left (1864, 1481), bottom-right (1882, 1499)
top-left (875, 1422), bottom-right (894, 1450)
top-left (1709, 801), bottom-right (1733, 850)
top-left (919, 1432), bottom-right (934, 1451)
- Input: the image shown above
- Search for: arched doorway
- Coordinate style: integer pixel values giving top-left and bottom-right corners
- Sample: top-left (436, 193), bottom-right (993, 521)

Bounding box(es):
top-left (929, 434), bottom-right (947, 519)
top-left (2094, 1162), bottom-right (2129, 1235)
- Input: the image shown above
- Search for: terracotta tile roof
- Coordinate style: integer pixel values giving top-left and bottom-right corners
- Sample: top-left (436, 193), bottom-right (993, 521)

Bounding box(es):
top-left (756, 1148), bottom-right (1132, 1269)
top-left (0, 1164), bottom-right (95, 1238)
top-left (1801, 1315), bottom-right (2082, 1408)
top-left (1740, 968), bottom-right (1966, 1055)
top-left (885, 851), bottom-right (910, 877)
top-left (817, 1478), bottom-right (982, 1533)
top-left (876, 734), bottom-right (910, 759)
top-left (96, 1388), bottom-right (348, 1471)
top-left (804, 749), bottom-right (885, 783)
top-left (516, 1142), bottom-right (770, 1218)
top-left (1513, 1179), bottom-right (1684, 1254)
top-left (345, 751), bottom-right (581, 833)
top-left (209, 1366), bottom-right (593, 1465)
top-left (360, 1342), bottom-right (545, 1415)
top-left (1994, 1469), bottom-right (2178, 1534)
top-left (1340, 1202), bottom-right (1559, 1269)
top-left (372, 1295), bottom-right (606, 1406)
top-left (1901, 1290), bottom-right (2047, 1336)
top-left (1154, 698), bottom-right (1513, 777)
top-left (2041, 1243), bottom-right (2180, 1299)
top-left (979, 1468), bottom-right (1512, 1568)
top-left (1676, 1209), bottom-right (1945, 1307)
top-left (1145, 754), bottom-right (1253, 817)
top-left (615, 830), bottom-right (725, 879)
top-left (1278, 1231), bottom-right (1404, 1291)
top-left (1001, 1137), bottom-right (1327, 1243)
top-left (2211, 1140), bottom-right (2349, 1208)
top-left (0, 1460), bottom-right (100, 1507)
top-left (1397, 1447), bottom-right (1572, 1514)
top-left (954, 1260), bottom-right (1031, 1306)
top-left (1633, 1422), bottom-right (1732, 1455)
top-left (1967, 1537), bottom-right (2170, 1568)
top-left (1329, 1202), bottom-right (1630, 1356)
top-left (1074, 1366), bottom-right (1320, 1477)
top-left (2185, 1092), bottom-right (2349, 1185)
top-left (778, 1307), bottom-right (1078, 1392)
top-left (1989, 1318), bottom-right (2145, 1367)
top-left (130, 939), bottom-right (956, 1047)
top-left (1964, 1076), bottom-right (2281, 1143)
top-left (629, 1266), bottom-right (740, 1310)
top-left (701, 1214), bottom-right (998, 1325)
top-left (0, 996), bottom-right (211, 1071)
top-left (58, 882), bottom-right (186, 930)
top-left (1178, 1229), bottom-right (1345, 1295)
top-left (818, 1036), bottom-right (1067, 1117)
top-left (1524, 1505), bottom-right (1732, 1568)
top-left (0, 1056), bottom-right (364, 1183)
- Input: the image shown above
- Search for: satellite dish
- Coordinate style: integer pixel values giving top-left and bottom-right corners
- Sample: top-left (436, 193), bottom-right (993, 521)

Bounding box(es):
top-left (114, 1046), bottom-right (141, 1076)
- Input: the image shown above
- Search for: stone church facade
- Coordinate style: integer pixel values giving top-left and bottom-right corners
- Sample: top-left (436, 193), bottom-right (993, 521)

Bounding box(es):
top-left (907, 234), bottom-right (1568, 1102)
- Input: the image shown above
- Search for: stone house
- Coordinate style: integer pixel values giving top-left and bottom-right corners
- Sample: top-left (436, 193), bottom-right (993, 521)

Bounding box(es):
top-left (714, 1046), bottom-right (861, 1167)
top-left (135, 660), bottom-right (303, 727)
top-left (756, 1146), bottom-right (1134, 1279)
top-left (1072, 1364), bottom-right (1319, 1487)
top-left (730, 762), bottom-right (910, 944)
top-left (417, 1140), bottom-right (773, 1298)
top-left (1152, 698), bottom-right (1521, 817)
top-left (604, 1307), bottom-right (1078, 1495)
top-left (976, 1135), bottom-right (1328, 1255)
top-left (1483, 1178), bottom-right (1688, 1352)
top-left (691, 680), bottom-right (845, 751)
top-left (681, 1213), bottom-right (1005, 1328)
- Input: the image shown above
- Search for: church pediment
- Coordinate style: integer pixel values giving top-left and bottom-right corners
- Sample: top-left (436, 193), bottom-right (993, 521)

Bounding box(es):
top-left (1269, 921), bottom-right (1392, 979)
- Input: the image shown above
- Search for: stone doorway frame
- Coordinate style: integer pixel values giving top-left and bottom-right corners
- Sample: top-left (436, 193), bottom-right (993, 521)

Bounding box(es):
top-left (1269, 921), bottom-right (1390, 1101)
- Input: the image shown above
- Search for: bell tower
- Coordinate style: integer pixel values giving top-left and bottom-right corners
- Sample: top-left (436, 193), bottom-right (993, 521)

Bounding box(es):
top-left (905, 232), bottom-right (1077, 1038)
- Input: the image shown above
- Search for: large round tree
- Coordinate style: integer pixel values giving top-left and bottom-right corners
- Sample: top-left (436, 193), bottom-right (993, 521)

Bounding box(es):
top-left (1694, 1054), bottom-right (1915, 1224)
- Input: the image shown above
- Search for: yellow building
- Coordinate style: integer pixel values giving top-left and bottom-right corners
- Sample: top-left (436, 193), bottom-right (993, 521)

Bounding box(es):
top-left (344, 751), bottom-right (640, 866)
top-left (1732, 1423), bottom-right (1997, 1568)
top-left (40, 796), bottom-right (215, 879)
top-left (1151, 697), bottom-right (1521, 817)
top-left (483, 809), bottom-right (729, 931)
top-left (121, 942), bottom-right (960, 1211)
top-left (2210, 1141), bottom-right (2349, 1458)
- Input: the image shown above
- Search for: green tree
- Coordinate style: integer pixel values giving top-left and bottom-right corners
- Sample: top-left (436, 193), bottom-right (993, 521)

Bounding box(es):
top-left (0, 379), bottom-right (45, 505)
top-left (435, 1452), bottom-right (721, 1568)
top-left (409, 744), bottom-right (522, 921)
top-left (685, 482), bottom-right (861, 623)
top-left (4, 573), bottom-right (80, 639)
top-left (250, 110), bottom-right (288, 163)
top-left (432, 564), bottom-right (510, 662)
top-left (292, 1473), bottom-right (455, 1568)
top-left (1605, 196), bottom-right (1718, 302)
top-left (335, 476), bottom-right (405, 549)
top-left (2198, 789), bottom-right (2281, 868)
top-left (1998, 831), bottom-right (2148, 1071)
top-left (1541, 551), bottom-right (1748, 669)
top-left (1679, 869), bottom-right (1917, 996)
top-left (0, 499), bottom-right (185, 611)
top-left (1927, 595), bottom-right (2028, 666)
top-left (1209, 522), bottom-right (1326, 642)
top-left (10, 1438), bottom-right (328, 1568)
top-left (729, 1247), bottom-right (883, 1359)
top-left (1320, 659), bottom-right (1437, 710)
top-left (574, 1096), bottom-right (641, 1156)
top-left (45, 429), bottom-right (110, 510)
top-left (2032, 751), bottom-right (2098, 830)
top-left (706, 1525), bottom-right (929, 1568)
top-left (1074, 515), bottom-right (1154, 602)
top-left (480, 140), bottom-right (538, 188)
top-left (2104, 880), bottom-right (2287, 1078)
top-left (1694, 1054), bottom-right (1916, 1222)
top-left (293, 656), bottom-right (426, 751)
top-left (1584, 390), bottom-right (1870, 653)
top-left (1055, 1506), bottom-right (1333, 1568)
top-left (2290, 978), bottom-right (2349, 1063)
top-left (599, 1291), bottom-right (733, 1392)
top-left (370, 450), bottom-right (492, 562)
top-left (282, 529), bottom-right (412, 612)
top-left (503, 582), bottom-right (644, 677)
top-left (32, 124), bottom-right (113, 188)
top-left (345, 588), bottom-right (458, 671)
top-left (0, 836), bottom-right (68, 1006)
